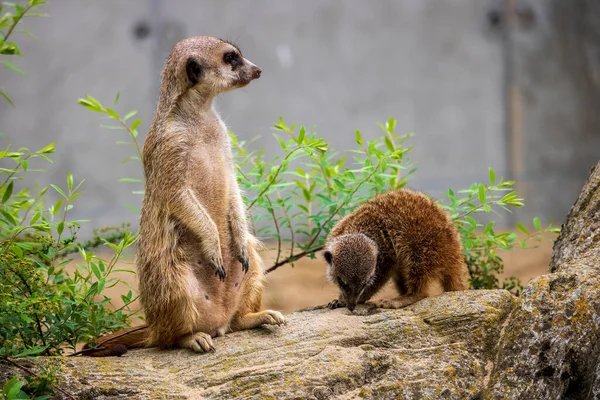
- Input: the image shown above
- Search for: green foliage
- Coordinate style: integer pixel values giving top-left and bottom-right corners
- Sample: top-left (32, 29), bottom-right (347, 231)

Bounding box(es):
top-left (1, 359), bottom-right (60, 399)
top-left (0, 144), bottom-right (139, 357)
top-left (0, 0), bottom-right (48, 106)
top-left (0, 2), bottom-right (138, 360)
top-left (442, 169), bottom-right (559, 294)
top-left (2, 377), bottom-right (33, 400)
top-left (232, 117), bottom-right (416, 271)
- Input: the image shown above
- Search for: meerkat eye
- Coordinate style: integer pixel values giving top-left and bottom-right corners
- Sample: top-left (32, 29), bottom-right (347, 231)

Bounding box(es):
top-left (323, 250), bottom-right (333, 265)
top-left (223, 51), bottom-right (242, 67)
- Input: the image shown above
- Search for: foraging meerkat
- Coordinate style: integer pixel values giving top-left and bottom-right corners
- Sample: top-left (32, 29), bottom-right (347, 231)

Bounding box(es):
top-left (84, 36), bottom-right (284, 357)
top-left (324, 189), bottom-right (469, 311)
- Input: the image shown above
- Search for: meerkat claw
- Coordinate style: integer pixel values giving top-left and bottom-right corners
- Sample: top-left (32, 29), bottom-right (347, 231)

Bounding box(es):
top-left (237, 254), bottom-right (249, 273)
top-left (327, 299), bottom-right (344, 309)
top-left (211, 259), bottom-right (226, 281)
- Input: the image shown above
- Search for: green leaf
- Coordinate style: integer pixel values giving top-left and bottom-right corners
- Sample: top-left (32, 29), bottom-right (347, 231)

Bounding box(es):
top-left (0, 209), bottom-right (16, 225)
top-left (387, 117), bottom-right (396, 133)
top-left (2, 181), bottom-right (13, 203)
top-left (516, 223), bottom-right (529, 236)
top-left (3, 377), bottom-right (25, 398)
top-left (478, 184), bottom-right (485, 204)
top-left (57, 221), bottom-right (64, 235)
top-left (106, 108), bottom-right (120, 119)
top-left (355, 130), bottom-right (363, 145)
top-left (1, 60), bottom-right (26, 75)
top-left (50, 184), bottom-right (67, 198)
top-left (297, 126), bottom-right (306, 144)
top-left (123, 110), bottom-right (138, 121)
top-left (67, 172), bottom-right (74, 191)
top-left (37, 142), bottom-right (56, 154)
top-left (384, 136), bottom-right (394, 151)
top-left (533, 217), bottom-right (541, 231)
top-left (114, 91), bottom-right (120, 105)
top-left (0, 90), bottom-right (15, 107)
top-left (130, 118), bottom-right (142, 131)
top-left (90, 262), bottom-right (101, 280)
top-left (489, 168), bottom-right (496, 185)
top-left (118, 178), bottom-right (142, 183)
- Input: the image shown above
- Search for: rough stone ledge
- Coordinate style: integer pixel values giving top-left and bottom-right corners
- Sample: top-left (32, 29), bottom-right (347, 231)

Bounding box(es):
top-left (1, 290), bottom-right (516, 399)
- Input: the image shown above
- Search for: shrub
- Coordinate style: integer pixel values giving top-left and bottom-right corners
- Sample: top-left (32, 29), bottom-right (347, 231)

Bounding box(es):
top-left (1, 0), bottom-right (138, 361)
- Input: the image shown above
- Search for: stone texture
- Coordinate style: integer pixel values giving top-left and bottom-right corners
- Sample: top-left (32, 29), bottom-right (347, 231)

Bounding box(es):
top-left (1, 290), bottom-right (515, 399)
top-left (484, 161), bottom-right (600, 399)
top-left (550, 161), bottom-right (600, 273)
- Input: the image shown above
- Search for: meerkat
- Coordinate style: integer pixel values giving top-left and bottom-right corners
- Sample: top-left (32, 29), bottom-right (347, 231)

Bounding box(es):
top-left (83, 36), bottom-right (285, 357)
top-left (323, 189), bottom-right (469, 312)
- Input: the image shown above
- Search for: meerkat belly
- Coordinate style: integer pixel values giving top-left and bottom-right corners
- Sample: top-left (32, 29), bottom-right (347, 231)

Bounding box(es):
top-left (187, 258), bottom-right (245, 333)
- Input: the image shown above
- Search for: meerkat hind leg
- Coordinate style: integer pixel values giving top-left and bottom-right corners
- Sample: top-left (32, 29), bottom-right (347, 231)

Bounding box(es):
top-left (176, 332), bottom-right (215, 353)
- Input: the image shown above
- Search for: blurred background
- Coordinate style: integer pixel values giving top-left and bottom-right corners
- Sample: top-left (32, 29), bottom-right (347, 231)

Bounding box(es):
top-left (1, 0), bottom-right (599, 312)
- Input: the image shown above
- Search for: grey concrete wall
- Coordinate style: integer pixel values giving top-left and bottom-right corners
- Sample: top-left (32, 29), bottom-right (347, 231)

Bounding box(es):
top-left (0, 0), bottom-right (598, 238)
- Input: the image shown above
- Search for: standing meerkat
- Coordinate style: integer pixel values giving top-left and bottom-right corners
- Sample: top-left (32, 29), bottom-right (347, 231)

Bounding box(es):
top-left (323, 189), bottom-right (469, 311)
top-left (84, 36), bottom-right (284, 357)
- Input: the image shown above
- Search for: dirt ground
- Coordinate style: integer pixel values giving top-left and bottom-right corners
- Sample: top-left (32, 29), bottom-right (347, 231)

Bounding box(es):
top-left (80, 231), bottom-right (555, 319)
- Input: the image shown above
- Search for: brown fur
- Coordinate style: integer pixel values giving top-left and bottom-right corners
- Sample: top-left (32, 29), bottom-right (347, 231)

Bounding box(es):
top-left (85, 37), bottom-right (284, 357)
top-left (323, 189), bottom-right (469, 311)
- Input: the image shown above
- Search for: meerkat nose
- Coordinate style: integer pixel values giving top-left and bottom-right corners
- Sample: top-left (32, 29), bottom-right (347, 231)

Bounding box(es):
top-left (252, 67), bottom-right (262, 79)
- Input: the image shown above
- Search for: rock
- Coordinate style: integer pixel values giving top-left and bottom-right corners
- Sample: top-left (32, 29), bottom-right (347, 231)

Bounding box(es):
top-left (485, 161), bottom-right (600, 399)
top-left (550, 161), bottom-right (600, 272)
top-left (1, 290), bottom-right (515, 399)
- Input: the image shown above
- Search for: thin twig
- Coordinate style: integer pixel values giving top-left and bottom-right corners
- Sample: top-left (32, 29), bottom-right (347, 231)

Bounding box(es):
top-left (2, 3), bottom-right (35, 42)
top-left (277, 191), bottom-right (295, 259)
top-left (265, 245), bottom-right (324, 274)
top-left (265, 195), bottom-right (282, 266)
top-left (117, 119), bottom-right (143, 161)
top-left (1, 356), bottom-right (77, 400)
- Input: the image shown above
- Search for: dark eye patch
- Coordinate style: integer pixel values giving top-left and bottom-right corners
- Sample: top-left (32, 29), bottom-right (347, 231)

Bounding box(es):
top-left (223, 51), bottom-right (242, 68)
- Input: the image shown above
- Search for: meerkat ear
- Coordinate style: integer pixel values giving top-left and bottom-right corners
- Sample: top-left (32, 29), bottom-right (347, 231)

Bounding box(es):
top-left (186, 59), bottom-right (203, 85)
top-left (323, 250), bottom-right (333, 265)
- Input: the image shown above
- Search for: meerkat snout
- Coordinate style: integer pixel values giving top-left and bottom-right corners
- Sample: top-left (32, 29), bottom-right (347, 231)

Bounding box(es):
top-left (324, 234), bottom-right (379, 311)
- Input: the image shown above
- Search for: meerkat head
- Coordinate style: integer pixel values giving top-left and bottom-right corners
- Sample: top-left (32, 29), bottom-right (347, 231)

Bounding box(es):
top-left (323, 234), bottom-right (378, 311)
top-left (163, 36), bottom-right (261, 99)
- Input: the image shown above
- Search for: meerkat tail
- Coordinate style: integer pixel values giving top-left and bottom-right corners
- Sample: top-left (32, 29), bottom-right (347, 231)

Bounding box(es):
top-left (80, 325), bottom-right (148, 357)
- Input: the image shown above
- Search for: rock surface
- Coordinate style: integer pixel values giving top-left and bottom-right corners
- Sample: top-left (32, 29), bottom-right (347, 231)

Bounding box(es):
top-left (1, 162), bottom-right (599, 399)
top-left (2, 290), bottom-right (516, 399)
top-left (486, 161), bottom-right (600, 399)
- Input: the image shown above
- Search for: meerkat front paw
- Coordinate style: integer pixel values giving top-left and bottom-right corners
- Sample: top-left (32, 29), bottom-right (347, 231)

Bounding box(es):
top-left (327, 299), bottom-right (346, 309)
top-left (237, 245), bottom-right (249, 273)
